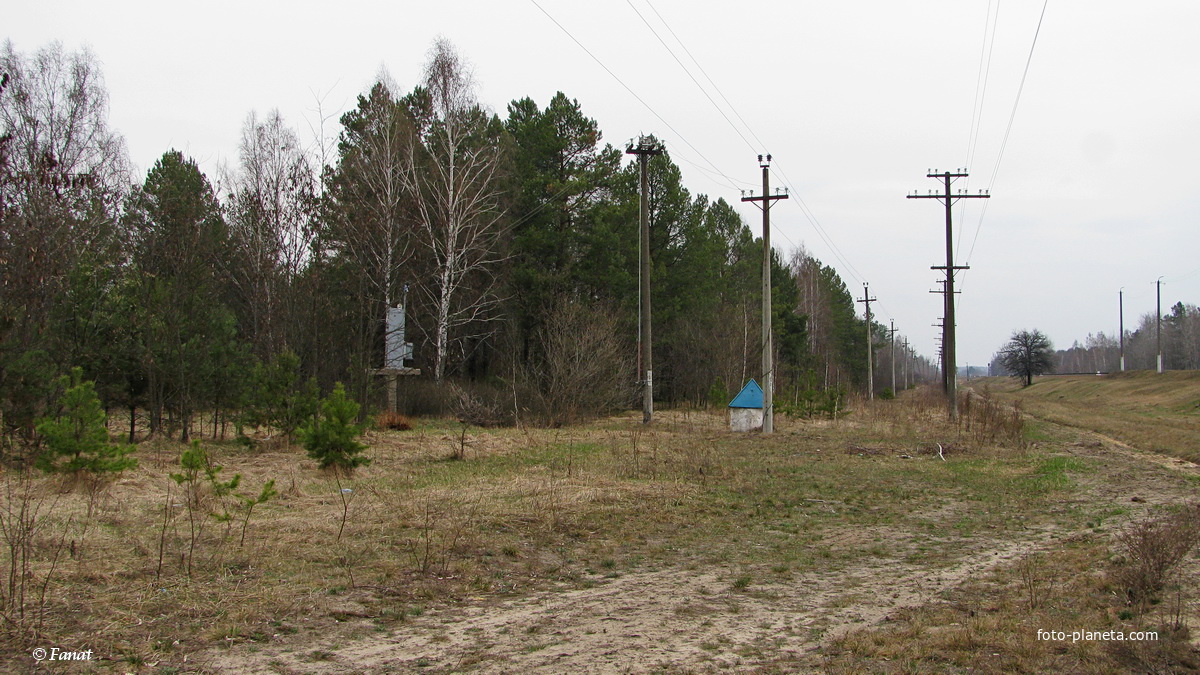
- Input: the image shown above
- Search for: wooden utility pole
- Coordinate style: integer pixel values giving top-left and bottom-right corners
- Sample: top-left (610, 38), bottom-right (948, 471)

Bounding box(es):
top-left (1156, 277), bottom-right (1164, 374)
top-left (1119, 288), bottom-right (1125, 372)
top-left (857, 284), bottom-right (877, 400)
top-left (932, 321), bottom-right (944, 386)
top-left (627, 137), bottom-right (663, 423)
top-left (888, 320), bottom-right (898, 395)
top-left (903, 336), bottom-right (910, 390)
top-left (741, 154), bottom-right (788, 433)
top-left (908, 170), bottom-right (989, 420)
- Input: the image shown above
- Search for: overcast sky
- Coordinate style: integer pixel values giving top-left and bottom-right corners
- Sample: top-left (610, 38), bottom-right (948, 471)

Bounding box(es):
top-left (10, 1), bottom-right (1200, 368)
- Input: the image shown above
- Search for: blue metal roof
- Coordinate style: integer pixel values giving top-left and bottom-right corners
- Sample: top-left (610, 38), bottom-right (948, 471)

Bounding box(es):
top-left (728, 379), bottom-right (764, 408)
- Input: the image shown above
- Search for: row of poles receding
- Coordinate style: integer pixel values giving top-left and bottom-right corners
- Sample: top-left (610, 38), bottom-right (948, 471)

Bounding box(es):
top-left (631, 141), bottom-right (985, 428)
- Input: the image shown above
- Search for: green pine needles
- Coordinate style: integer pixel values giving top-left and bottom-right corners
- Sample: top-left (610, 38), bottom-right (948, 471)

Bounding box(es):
top-left (239, 348), bottom-right (319, 442)
top-left (36, 368), bottom-right (137, 475)
top-left (299, 383), bottom-right (369, 473)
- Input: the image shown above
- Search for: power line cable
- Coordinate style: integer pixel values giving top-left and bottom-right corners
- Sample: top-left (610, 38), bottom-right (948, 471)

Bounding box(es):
top-left (641, 0), bottom-right (768, 151)
top-left (667, 143), bottom-right (758, 189)
top-left (534, 0), bottom-right (882, 320)
top-left (625, 0), bottom-right (874, 294)
top-left (963, 0), bottom-right (1050, 270)
top-left (529, 0), bottom-right (743, 193)
top-left (625, 0), bottom-right (758, 155)
top-left (957, 0), bottom-right (1001, 258)
top-left (770, 159), bottom-right (866, 286)
top-left (965, 0), bottom-right (1000, 174)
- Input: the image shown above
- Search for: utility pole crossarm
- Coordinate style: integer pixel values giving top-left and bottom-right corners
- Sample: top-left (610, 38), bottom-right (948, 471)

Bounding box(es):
top-left (741, 193), bottom-right (789, 204)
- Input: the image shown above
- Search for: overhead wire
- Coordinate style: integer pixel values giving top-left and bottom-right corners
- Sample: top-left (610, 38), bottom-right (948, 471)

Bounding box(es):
top-left (627, 0), bottom-right (884, 318)
top-left (528, 0), bottom-right (742, 193)
top-left (769, 162), bottom-right (862, 284)
top-left (962, 0), bottom-right (1050, 272)
top-left (641, 0), bottom-right (769, 152)
top-left (625, 0), bottom-right (759, 155)
top-left (668, 146), bottom-right (759, 190)
top-left (965, 0), bottom-right (1001, 176)
top-left (534, 0), bottom-right (891, 324)
top-left (768, 159), bottom-right (905, 321)
top-left (1165, 266), bottom-right (1200, 284)
top-left (956, 0), bottom-right (1001, 259)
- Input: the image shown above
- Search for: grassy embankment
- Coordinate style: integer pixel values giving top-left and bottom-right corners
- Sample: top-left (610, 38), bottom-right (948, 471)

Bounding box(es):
top-left (981, 370), bottom-right (1200, 464)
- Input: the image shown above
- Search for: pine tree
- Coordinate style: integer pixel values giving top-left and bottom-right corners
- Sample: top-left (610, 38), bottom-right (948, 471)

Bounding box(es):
top-left (36, 368), bottom-right (136, 474)
top-left (240, 348), bottom-right (318, 441)
top-left (299, 383), bottom-right (369, 472)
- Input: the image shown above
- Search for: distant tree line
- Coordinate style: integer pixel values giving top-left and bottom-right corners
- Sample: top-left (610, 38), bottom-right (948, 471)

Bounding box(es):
top-left (0, 39), bottom-right (936, 446)
top-left (991, 303), bottom-right (1200, 377)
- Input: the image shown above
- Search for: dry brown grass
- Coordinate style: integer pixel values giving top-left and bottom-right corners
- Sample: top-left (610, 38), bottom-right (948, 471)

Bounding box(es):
top-left (848, 385), bottom-right (1026, 457)
top-left (825, 534), bottom-right (1199, 674)
top-left (985, 370), bottom-right (1200, 463)
top-left (0, 415), bottom-right (728, 667)
top-left (373, 410), bottom-right (413, 431)
top-left (1, 388), bottom-right (1197, 671)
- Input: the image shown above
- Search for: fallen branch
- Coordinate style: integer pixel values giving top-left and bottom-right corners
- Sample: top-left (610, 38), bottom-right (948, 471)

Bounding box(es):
top-left (937, 443), bottom-right (946, 462)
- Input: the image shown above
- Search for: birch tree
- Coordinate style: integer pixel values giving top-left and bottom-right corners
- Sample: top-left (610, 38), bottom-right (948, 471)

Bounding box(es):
top-left (330, 77), bottom-right (417, 312)
top-left (405, 39), bottom-right (508, 382)
top-left (224, 109), bottom-right (317, 358)
top-left (324, 77), bottom-right (421, 395)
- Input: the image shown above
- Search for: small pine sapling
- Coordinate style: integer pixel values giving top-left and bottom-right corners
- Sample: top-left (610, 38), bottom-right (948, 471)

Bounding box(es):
top-left (299, 383), bottom-right (370, 473)
top-left (170, 441), bottom-right (241, 574)
top-left (237, 479), bottom-right (277, 547)
top-left (36, 368), bottom-right (137, 475)
top-left (170, 441), bottom-right (208, 577)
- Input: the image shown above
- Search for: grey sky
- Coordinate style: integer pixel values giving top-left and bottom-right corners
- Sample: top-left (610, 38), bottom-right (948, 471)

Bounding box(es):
top-left (10, 1), bottom-right (1199, 368)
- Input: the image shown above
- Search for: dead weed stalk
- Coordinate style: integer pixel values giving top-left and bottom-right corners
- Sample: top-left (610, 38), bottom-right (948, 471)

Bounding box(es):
top-left (0, 468), bottom-right (69, 644)
top-left (1112, 504), bottom-right (1200, 607)
top-left (405, 493), bottom-right (480, 576)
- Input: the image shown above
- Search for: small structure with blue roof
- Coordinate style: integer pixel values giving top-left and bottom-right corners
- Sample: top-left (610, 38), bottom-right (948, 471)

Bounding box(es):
top-left (728, 379), bottom-right (765, 432)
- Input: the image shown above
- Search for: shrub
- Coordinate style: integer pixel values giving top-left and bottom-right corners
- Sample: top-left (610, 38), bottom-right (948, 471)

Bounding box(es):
top-left (35, 368), bottom-right (137, 475)
top-left (1112, 504), bottom-right (1200, 605)
top-left (375, 410), bottom-right (413, 431)
top-left (299, 383), bottom-right (369, 473)
top-left (449, 382), bottom-right (510, 428)
top-left (523, 300), bottom-right (633, 426)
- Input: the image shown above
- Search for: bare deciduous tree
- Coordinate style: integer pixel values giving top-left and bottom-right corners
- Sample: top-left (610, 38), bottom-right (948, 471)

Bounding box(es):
top-left (405, 39), bottom-right (508, 382)
top-left (324, 75), bottom-right (423, 398)
top-left (997, 329), bottom-right (1055, 387)
top-left (0, 41), bottom-right (130, 346)
top-left (224, 109), bottom-right (317, 357)
top-left (330, 74), bottom-right (419, 312)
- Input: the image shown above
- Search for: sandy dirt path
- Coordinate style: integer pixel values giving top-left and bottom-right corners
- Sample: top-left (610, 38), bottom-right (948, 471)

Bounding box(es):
top-left (199, 535), bottom-right (1047, 674)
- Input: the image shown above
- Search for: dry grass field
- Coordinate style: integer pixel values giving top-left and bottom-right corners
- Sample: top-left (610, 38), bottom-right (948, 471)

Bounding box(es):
top-left (985, 370), bottom-right (1200, 464)
top-left (2, 381), bottom-right (1198, 673)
